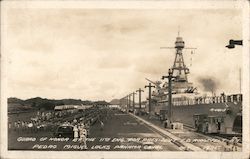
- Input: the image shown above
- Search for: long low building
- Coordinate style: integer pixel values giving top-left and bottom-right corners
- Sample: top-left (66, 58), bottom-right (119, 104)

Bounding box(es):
top-left (54, 105), bottom-right (93, 111)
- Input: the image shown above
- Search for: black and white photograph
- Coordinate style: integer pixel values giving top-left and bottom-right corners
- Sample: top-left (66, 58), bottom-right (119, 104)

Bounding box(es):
top-left (1, 1), bottom-right (249, 159)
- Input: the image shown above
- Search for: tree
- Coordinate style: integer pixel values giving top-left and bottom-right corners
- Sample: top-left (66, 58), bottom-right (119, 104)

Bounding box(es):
top-left (38, 102), bottom-right (55, 110)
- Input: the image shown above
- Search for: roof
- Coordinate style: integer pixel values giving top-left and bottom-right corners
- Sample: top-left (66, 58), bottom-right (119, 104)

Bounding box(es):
top-left (54, 105), bottom-right (93, 110)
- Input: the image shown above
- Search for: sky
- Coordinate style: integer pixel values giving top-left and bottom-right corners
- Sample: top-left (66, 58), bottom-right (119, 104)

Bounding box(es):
top-left (4, 9), bottom-right (243, 101)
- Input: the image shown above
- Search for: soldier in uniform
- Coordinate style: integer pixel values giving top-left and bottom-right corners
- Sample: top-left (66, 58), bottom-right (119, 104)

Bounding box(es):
top-left (224, 140), bottom-right (231, 151)
top-left (73, 125), bottom-right (79, 139)
top-left (100, 121), bottom-right (104, 131)
top-left (79, 124), bottom-right (87, 149)
top-left (73, 118), bottom-right (77, 125)
top-left (231, 137), bottom-right (239, 151)
top-left (85, 122), bottom-right (90, 137)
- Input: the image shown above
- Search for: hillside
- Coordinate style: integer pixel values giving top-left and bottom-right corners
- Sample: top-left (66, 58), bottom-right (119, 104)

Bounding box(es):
top-left (8, 97), bottom-right (109, 112)
top-left (109, 99), bottom-right (120, 105)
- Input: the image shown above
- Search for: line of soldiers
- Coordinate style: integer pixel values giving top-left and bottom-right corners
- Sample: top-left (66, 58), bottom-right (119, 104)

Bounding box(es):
top-left (8, 108), bottom-right (92, 134)
top-left (71, 119), bottom-right (90, 149)
top-left (8, 120), bottom-right (53, 133)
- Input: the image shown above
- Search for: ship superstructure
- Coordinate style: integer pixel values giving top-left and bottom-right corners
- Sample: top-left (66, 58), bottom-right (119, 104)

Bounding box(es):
top-left (147, 36), bottom-right (197, 105)
top-left (171, 36), bottom-right (194, 93)
top-left (145, 36), bottom-right (242, 135)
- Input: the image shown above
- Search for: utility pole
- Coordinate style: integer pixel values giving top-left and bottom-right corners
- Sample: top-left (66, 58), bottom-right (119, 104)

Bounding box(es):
top-left (131, 92), bottom-right (136, 113)
top-left (128, 93), bottom-right (131, 110)
top-left (121, 97), bottom-right (126, 111)
top-left (126, 95), bottom-right (129, 112)
top-left (119, 98), bottom-right (122, 109)
top-left (162, 69), bottom-right (176, 124)
top-left (136, 88), bottom-right (144, 116)
top-left (145, 83), bottom-right (155, 117)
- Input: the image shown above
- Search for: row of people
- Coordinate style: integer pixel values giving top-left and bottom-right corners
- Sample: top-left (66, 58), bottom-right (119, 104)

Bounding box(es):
top-left (9, 106), bottom-right (105, 135)
top-left (9, 120), bottom-right (53, 133)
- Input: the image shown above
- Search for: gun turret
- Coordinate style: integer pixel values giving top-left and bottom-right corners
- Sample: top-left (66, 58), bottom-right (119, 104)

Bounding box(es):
top-left (184, 87), bottom-right (197, 93)
top-left (145, 78), bottom-right (162, 88)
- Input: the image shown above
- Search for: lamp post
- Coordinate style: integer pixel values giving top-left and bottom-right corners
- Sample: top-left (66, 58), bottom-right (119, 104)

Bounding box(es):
top-left (226, 39), bottom-right (243, 49)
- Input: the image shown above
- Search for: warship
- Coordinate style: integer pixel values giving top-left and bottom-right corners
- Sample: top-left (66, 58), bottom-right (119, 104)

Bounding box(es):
top-left (145, 36), bottom-right (242, 135)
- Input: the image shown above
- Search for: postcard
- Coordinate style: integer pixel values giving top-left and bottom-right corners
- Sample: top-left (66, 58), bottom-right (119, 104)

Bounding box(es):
top-left (1, 1), bottom-right (249, 159)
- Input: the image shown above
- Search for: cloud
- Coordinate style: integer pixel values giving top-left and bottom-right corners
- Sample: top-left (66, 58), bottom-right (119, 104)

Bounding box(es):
top-left (4, 8), bottom-right (242, 101)
top-left (133, 54), bottom-right (172, 75)
top-left (97, 54), bottom-right (131, 69)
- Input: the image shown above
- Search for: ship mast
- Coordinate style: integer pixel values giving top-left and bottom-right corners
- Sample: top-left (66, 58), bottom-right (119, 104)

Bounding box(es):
top-left (161, 31), bottom-right (197, 94)
top-left (172, 36), bottom-right (190, 82)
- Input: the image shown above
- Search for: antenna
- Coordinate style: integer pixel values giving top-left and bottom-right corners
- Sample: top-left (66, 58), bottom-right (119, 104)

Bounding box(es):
top-left (178, 26), bottom-right (180, 36)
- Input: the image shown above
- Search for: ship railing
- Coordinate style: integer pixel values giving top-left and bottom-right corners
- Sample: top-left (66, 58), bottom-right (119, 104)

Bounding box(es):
top-left (172, 94), bottom-right (242, 106)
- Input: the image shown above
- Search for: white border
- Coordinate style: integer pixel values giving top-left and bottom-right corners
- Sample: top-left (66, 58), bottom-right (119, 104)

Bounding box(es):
top-left (1, 1), bottom-right (249, 159)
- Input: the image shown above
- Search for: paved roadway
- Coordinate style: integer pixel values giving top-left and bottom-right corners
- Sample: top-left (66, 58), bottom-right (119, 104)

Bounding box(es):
top-left (139, 114), bottom-right (242, 152)
top-left (8, 108), bottom-right (180, 151)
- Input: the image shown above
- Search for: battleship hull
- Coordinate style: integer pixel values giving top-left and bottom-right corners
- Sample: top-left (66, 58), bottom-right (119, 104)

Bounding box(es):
top-left (152, 96), bottom-right (242, 134)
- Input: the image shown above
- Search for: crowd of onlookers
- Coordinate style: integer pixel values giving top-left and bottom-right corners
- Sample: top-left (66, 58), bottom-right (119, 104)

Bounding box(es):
top-left (8, 111), bottom-right (62, 133)
top-left (7, 106), bottom-right (112, 150)
top-left (8, 106), bottom-right (108, 135)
